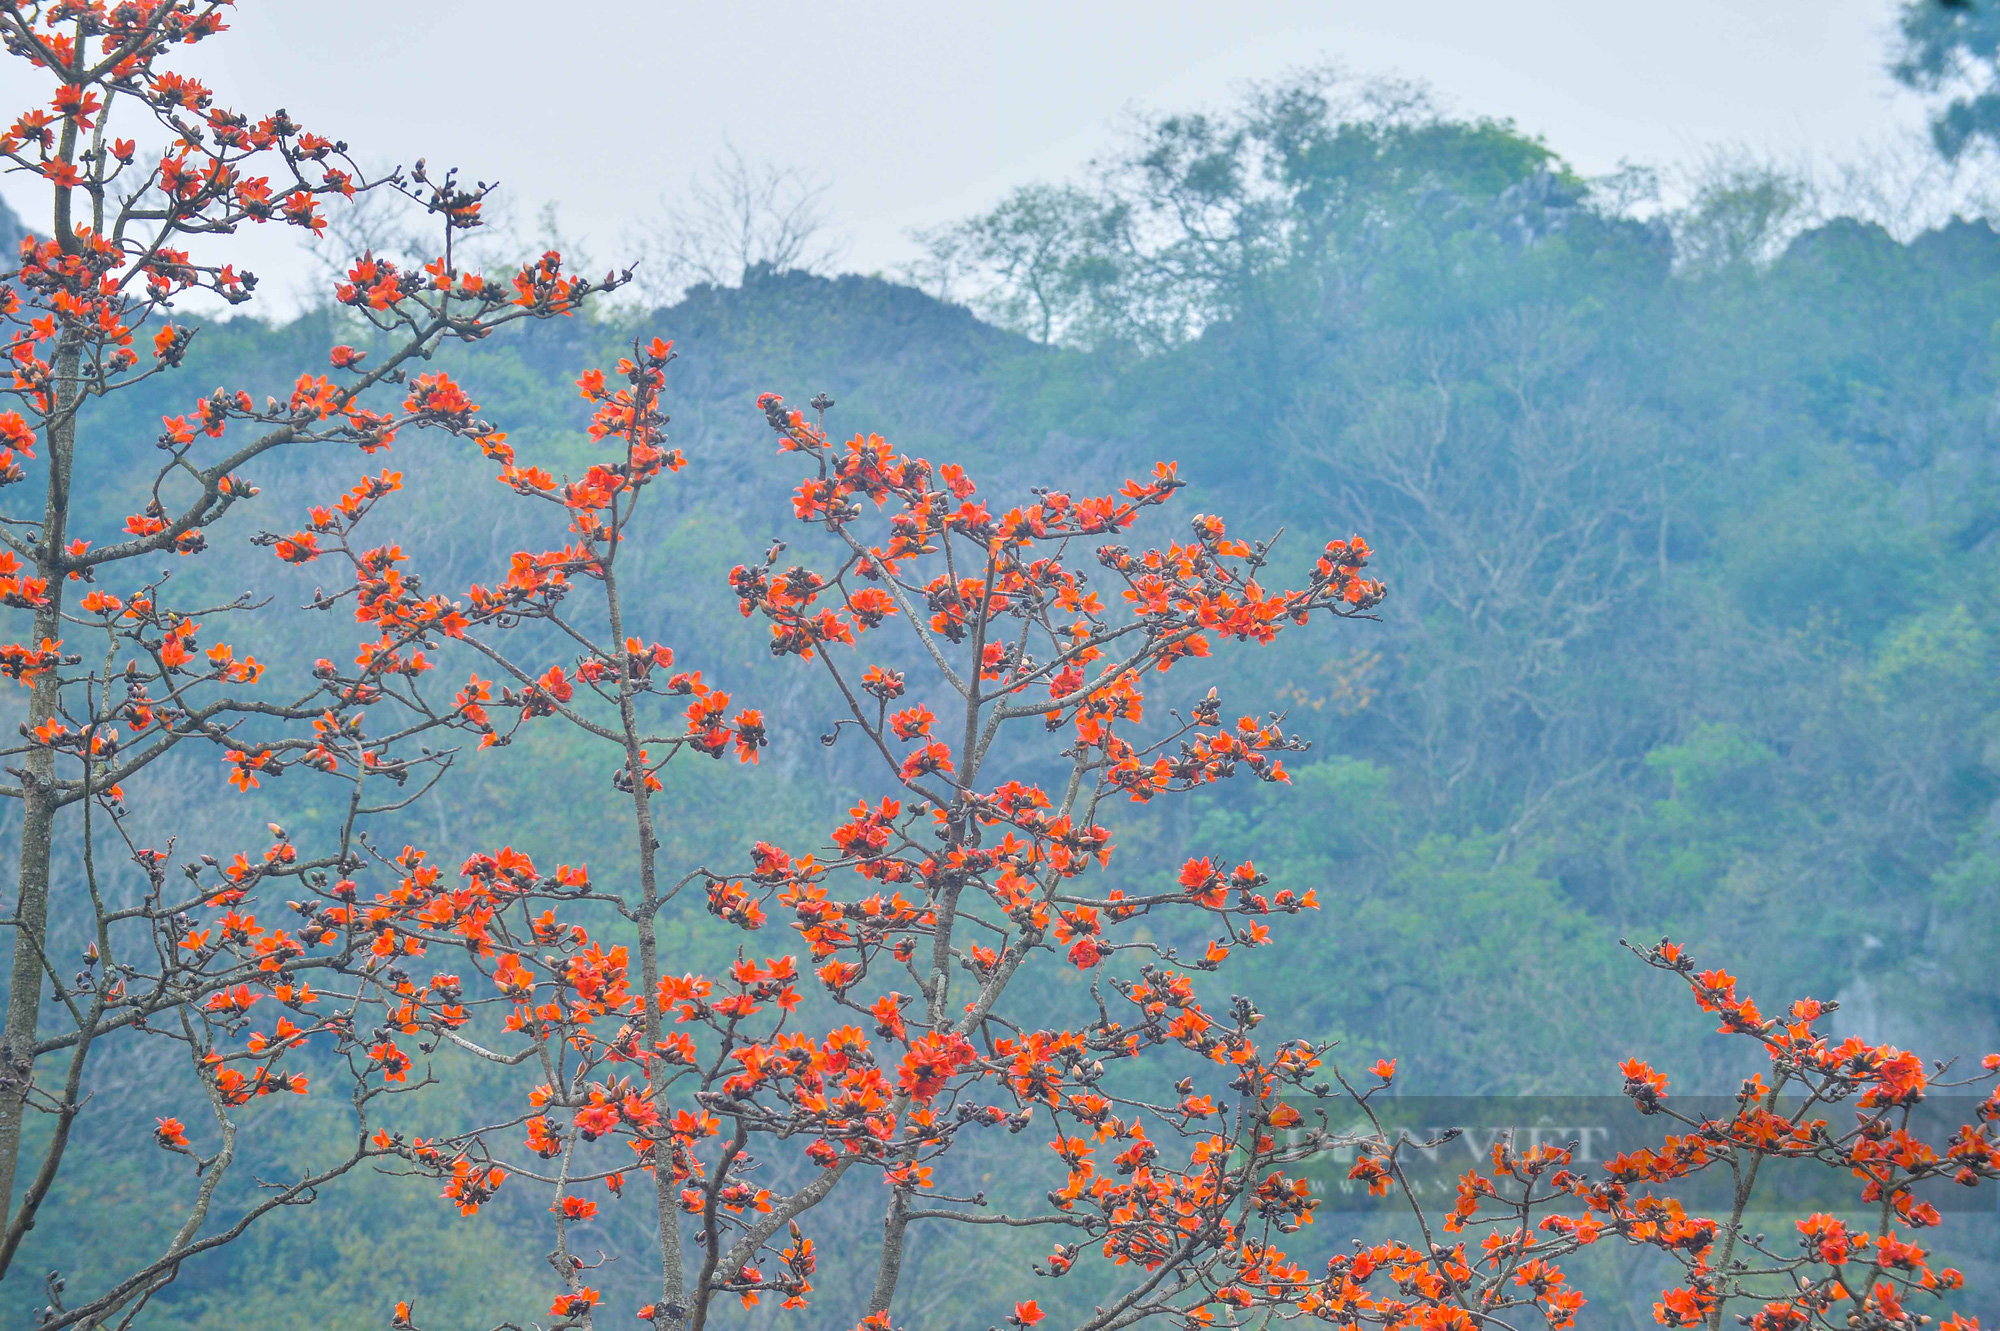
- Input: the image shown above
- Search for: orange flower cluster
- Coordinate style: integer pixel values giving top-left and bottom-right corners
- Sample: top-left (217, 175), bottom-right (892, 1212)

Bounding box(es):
top-left (1386, 941), bottom-right (2000, 1331)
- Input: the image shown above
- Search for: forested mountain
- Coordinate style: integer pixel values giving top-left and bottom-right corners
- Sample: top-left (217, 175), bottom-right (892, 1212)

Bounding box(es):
top-left (9, 75), bottom-right (2000, 1328)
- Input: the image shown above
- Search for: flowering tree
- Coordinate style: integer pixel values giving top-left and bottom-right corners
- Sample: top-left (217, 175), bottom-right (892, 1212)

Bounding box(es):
top-left (2, 5), bottom-right (1998, 1331)
top-left (0, 0), bottom-right (617, 1312)
top-left (342, 366), bottom-right (1390, 1331)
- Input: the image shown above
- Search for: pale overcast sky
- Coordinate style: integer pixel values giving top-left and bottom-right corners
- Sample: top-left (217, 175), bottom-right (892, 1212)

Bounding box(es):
top-left (0, 0), bottom-right (1947, 310)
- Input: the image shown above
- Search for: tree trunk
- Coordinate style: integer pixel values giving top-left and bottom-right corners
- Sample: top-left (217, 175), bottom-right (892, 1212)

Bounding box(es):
top-left (0, 328), bottom-right (79, 1256)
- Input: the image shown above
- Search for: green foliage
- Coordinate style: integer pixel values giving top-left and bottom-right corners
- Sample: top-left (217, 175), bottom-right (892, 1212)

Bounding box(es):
top-left (1895, 0), bottom-right (2000, 159)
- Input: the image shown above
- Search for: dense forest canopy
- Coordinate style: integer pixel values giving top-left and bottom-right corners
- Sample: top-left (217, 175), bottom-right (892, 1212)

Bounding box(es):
top-left (900, 69), bottom-right (2000, 1089)
top-left (9, 51), bottom-right (2000, 1331)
